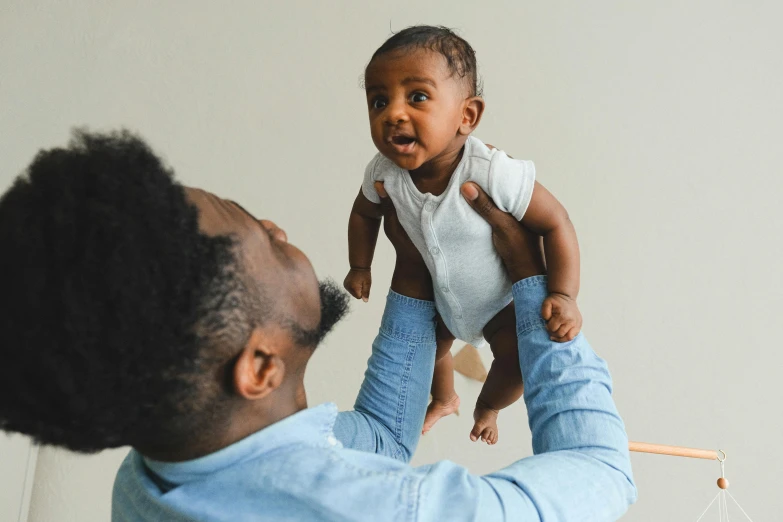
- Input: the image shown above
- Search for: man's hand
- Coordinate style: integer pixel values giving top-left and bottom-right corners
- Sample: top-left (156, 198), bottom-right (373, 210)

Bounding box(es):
top-left (375, 181), bottom-right (434, 301)
top-left (343, 268), bottom-right (372, 302)
top-left (460, 182), bottom-right (546, 283)
top-left (541, 293), bottom-right (582, 342)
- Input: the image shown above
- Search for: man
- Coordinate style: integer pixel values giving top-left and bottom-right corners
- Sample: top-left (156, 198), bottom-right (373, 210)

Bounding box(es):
top-left (0, 130), bottom-right (636, 520)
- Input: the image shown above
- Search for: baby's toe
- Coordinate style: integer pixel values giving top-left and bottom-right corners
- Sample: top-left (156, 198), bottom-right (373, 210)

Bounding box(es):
top-left (471, 410), bottom-right (499, 444)
top-left (481, 427), bottom-right (496, 445)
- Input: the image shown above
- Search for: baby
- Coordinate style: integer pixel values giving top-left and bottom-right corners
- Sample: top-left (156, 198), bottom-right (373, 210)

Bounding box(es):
top-left (344, 26), bottom-right (582, 444)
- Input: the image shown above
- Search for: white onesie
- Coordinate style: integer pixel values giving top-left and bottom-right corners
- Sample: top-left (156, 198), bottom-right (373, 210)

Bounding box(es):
top-left (362, 136), bottom-right (536, 346)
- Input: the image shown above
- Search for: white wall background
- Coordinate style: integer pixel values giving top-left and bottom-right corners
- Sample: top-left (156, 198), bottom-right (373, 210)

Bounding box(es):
top-left (0, 433), bottom-right (36, 522)
top-left (1, 1), bottom-right (781, 520)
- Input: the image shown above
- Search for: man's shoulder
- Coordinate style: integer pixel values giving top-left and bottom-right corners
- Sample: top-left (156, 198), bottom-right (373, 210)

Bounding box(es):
top-left (114, 444), bottom-right (425, 521)
top-left (207, 445), bottom-right (421, 521)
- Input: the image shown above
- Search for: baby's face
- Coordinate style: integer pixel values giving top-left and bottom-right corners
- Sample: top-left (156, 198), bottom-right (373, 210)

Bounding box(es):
top-left (364, 49), bottom-right (469, 171)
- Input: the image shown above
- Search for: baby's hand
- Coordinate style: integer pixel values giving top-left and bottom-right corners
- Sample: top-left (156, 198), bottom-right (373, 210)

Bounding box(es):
top-left (343, 268), bottom-right (372, 302)
top-left (541, 293), bottom-right (582, 342)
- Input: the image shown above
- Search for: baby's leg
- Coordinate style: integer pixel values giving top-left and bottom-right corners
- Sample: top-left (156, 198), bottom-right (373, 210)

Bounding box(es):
top-left (422, 317), bottom-right (460, 434)
top-left (470, 303), bottom-right (523, 445)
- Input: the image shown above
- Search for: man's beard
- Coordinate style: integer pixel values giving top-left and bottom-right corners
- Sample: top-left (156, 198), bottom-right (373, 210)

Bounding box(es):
top-left (290, 278), bottom-right (350, 349)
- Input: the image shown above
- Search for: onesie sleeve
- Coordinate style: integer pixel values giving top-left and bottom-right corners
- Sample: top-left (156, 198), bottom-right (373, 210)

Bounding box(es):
top-left (486, 151), bottom-right (536, 221)
top-left (361, 153), bottom-right (385, 204)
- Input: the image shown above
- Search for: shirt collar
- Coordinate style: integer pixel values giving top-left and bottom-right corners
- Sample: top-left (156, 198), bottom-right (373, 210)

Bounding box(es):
top-left (142, 402), bottom-right (340, 485)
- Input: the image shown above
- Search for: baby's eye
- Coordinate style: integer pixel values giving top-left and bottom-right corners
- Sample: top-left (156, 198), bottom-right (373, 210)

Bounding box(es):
top-left (371, 97), bottom-right (387, 110)
top-left (411, 92), bottom-right (428, 103)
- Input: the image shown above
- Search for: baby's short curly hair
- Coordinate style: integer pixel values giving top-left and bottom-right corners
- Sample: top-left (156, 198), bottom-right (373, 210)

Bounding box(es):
top-left (368, 25), bottom-right (483, 97)
top-left (0, 129), bottom-right (257, 453)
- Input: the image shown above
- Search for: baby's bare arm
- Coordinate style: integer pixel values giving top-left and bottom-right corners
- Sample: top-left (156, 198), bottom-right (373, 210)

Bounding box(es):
top-left (519, 182), bottom-right (582, 341)
top-left (484, 144), bottom-right (579, 301)
top-left (520, 182), bottom-right (579, 300)
top-left (345, 190), bottom-right (382, 300)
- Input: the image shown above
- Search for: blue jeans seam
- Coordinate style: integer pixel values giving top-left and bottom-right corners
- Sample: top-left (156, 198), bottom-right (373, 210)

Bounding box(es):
top-left (512, 274), bottom-right (548, 292)
top-left (386, 289), bottom-right (436, 310)
top-left (380, 323), bottom-right (436, 344)
top-left (516, 313), bottom-right (548, 336)
top-left (393, 340), bottom-right (417, 461)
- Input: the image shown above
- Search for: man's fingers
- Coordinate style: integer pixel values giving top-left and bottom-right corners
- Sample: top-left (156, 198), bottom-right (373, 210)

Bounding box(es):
top-left (362, 281), bottom-right (370, 302)
top-left (460, 182), bottom-right (500, 224)
top-left (374, 181), bottom-right (397, 218)
top-left (374, 181), bottom-right (388, 199)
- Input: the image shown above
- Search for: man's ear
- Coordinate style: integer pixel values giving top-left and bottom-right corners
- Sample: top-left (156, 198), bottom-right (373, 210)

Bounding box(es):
top-left (458, 96), bottom-right (485, 136)
top-left (233, 328), bottom-right (285, 400)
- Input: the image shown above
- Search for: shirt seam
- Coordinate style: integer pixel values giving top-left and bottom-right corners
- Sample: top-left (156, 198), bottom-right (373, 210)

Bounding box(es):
top-left (409, 473), bottom-right (421, 522)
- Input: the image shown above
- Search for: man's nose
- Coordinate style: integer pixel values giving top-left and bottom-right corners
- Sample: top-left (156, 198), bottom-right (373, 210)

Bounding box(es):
top-left (384, 98), bottom-right (409, 125)
top-left (260, 219), bottom-right (288, 243)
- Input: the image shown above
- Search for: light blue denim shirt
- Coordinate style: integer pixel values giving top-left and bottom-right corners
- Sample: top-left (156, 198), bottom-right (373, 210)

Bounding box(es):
top-left (113, 276), bottom-right (637, 521)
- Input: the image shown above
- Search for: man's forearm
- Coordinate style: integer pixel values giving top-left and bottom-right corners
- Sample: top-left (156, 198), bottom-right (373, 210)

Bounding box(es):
top-left (513, 278), bottom-right (625, 458)
top-left (483, 275), bottom-right (635, 520)
top-left (334, 290), bottom-right (436, 462)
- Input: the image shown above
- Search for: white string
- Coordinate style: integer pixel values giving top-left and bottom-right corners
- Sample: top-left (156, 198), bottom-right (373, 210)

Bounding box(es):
top-left (695, 452), bottom-right (754, 522)
top-left (718, 455), bottom-right (727, 522)
top-left (723, 490), bottom-right (731, 522)
top-left (726, 490), bottom-right (754, 521)
top-left (696, 492), bottom-right (721, 522)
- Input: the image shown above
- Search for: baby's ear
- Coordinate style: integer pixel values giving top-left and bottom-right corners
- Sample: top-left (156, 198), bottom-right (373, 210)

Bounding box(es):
top-left (459, 96), bottom-right (485, 135)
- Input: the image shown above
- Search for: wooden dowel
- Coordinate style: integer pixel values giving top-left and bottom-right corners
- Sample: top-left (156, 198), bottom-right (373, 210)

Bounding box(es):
top-left (629, 441), bottom-right (719, 460)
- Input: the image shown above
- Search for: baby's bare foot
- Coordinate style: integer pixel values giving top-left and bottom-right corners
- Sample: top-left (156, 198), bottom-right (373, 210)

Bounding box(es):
top-left (422, 394), bottom-right (461, 434)
top-left (470, 402), bottom-right (499, 445)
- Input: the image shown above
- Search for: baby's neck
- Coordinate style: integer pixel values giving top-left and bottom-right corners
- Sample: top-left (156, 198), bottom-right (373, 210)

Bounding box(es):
top-left (409, 138), bottom-right (467, 197)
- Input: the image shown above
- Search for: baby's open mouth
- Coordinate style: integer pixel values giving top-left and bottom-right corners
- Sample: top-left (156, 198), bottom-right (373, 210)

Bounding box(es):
top-left (391, 136), bottom-right (416, 145)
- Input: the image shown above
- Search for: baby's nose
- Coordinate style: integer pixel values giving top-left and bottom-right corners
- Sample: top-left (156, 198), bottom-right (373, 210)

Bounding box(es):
top-left (385, 100), bottom-right (409, 124)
